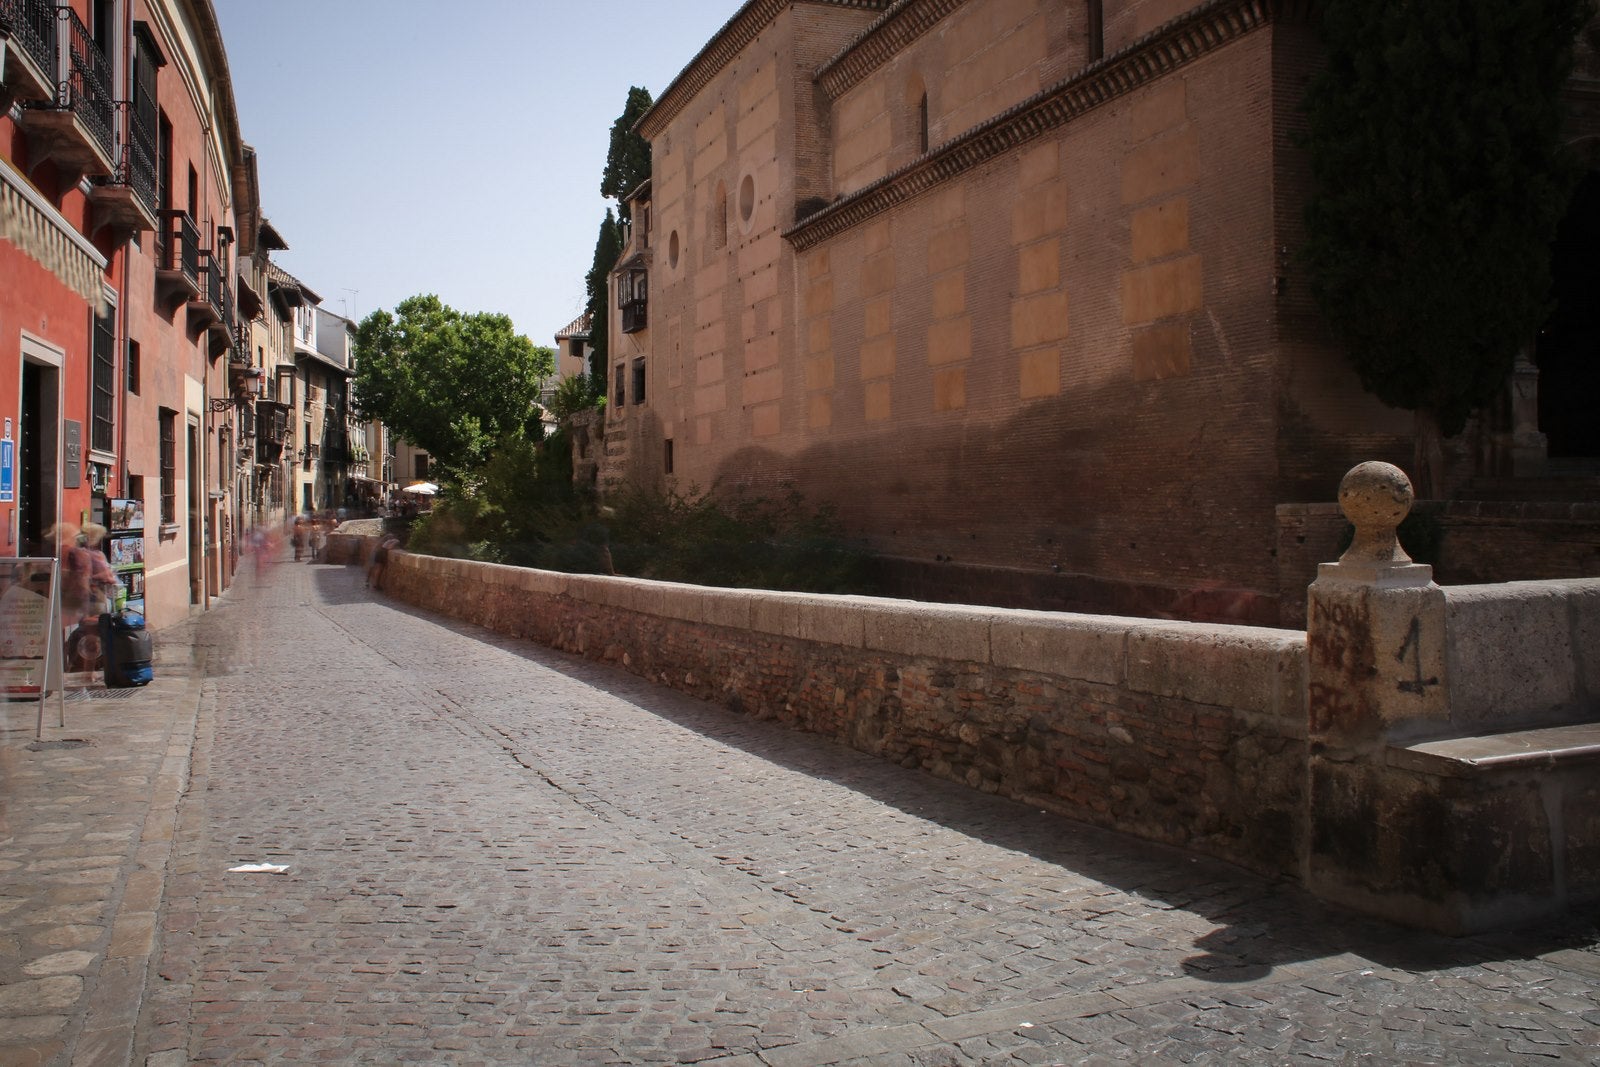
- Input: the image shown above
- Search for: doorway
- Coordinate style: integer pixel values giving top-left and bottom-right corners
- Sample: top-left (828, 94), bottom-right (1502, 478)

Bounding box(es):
top-left (188, 419), bottom-right (201, 604)
top-left (18, 341), bottom-right (62, 556)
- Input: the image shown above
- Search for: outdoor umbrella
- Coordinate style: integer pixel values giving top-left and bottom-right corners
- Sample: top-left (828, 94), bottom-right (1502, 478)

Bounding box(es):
top-left (402, 482), bottom-right (439, 496)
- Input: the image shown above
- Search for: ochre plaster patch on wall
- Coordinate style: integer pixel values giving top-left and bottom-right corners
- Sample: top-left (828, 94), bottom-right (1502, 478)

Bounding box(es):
top-left (1131, 198), bottom-right (1190, 263)
top-left (865, 379), bottom-right (892, 421)
top-left (933, 366), bottom-right (967, 411)
top-left (695, 382), bottom-right (727, 417)
top-left (1129, 78), bottom-right (1188, 142)
top-left (745, 334), bottom-right (780, 372)
top-left (1019, 347), bottom-right (1061, 399)
top-left (1121, 254), bottom-right (1202, 323)
top-left (1132, 322), bottom-right (1192, 381)
top-left (698, 351), bottom-right (725, 385)
top-left (806, 355), bottom-right (835, 391)
top-left (809, 318), bottom-right (831, 354)
top-left (1014, 183), bottom-right (1068, 244)
top-left (806, 277), bottom-right (835, 317)
top-left (862, 254), bottom-right (896, 298)
top-left (861, 337), bottom-right (897, 380)
top-left (865, 296), bottom-right (894, 338)
top-left (750, 402), bottom-right (781, 438)
top-left (864, 220), bottom-right (892, 255)
top-left (1121, 126), bottom-right (1200, 206)
top-left (1018, 239), bottom-right (1061, 294)
top-left (1018, 141), bottom-right (1061, 190)
top-left (1012, 290), bottom-right (1070, 349)
top-left (931, 272), bottom-right (966, 319)
top-left (808, 390), bottom-right (833, 429)
top-left (928, 225), bottom-right (970, 275)
top-left (744, 366), bottom-right (783, 406)
top-left (928, 316), bottom-right (972, 367)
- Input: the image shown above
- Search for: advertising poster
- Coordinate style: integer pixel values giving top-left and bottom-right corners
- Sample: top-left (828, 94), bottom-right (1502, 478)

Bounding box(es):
top-left (0, 558), bottom-right (59, 697)
top-left (107, 499), bottom-right (147, 624)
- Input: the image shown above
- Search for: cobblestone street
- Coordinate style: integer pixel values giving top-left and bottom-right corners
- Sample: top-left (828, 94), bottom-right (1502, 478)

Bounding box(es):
top-left (5, 553), bottom-right (1599, 1065)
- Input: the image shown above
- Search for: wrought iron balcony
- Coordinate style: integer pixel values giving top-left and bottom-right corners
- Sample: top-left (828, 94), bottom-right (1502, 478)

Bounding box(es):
top-left (191, 249), bottom-right (235, 356)
top-left (17, 4), bottom-right (113, 179)
top-left (89, 99), bottom-right (158, 232)
top-left (230, 324), bottom-right (251, 367)
top-left (156, 210), bottom-right (200, 304)
top-left (0, 0), bottom-right (57, 104)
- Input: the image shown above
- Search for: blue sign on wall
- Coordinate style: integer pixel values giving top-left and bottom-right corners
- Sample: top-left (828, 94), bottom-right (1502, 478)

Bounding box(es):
top-left (0, 436), bottom-right (13, 504)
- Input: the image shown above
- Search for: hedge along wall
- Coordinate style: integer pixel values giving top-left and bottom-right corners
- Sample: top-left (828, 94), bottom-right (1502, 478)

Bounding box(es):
top-left (338, 537), bottom-right (1310, 878)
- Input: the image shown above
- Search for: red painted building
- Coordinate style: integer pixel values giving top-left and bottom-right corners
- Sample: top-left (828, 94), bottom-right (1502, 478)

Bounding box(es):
top-left (2, 0), bottom-right (245, 634)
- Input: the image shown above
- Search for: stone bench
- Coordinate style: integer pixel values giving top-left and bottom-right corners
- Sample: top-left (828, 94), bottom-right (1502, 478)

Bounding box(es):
top-left (1389, 721), bottom-right (1600, 777)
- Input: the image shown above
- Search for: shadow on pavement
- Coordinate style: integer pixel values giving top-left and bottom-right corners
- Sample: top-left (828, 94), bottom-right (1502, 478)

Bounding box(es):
top-left (302, 565), bottom-right (1600, 987)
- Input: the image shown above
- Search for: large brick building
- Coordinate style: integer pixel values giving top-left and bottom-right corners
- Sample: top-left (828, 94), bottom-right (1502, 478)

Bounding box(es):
top-left (602, 0), bottom-right (1599, 624)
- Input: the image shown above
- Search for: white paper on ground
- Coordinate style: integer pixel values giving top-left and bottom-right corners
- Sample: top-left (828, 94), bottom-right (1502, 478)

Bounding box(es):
top-left (227, 862), bottom-right (290, 874)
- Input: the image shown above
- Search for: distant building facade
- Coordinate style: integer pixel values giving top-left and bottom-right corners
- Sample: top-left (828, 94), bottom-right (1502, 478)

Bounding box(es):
top-left (603, 0), bottom-right (1600, 624)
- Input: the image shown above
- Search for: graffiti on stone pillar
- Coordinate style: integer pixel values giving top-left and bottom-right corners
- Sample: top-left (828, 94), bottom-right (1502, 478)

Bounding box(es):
top-left (1394, 615), bottom-right (1439, 696)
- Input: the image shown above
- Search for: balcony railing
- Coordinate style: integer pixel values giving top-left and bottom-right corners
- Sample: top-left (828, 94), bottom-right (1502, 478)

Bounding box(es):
top-left (90, 97), bottom-right (156, 228)
top-left (231, 324), bottom-right (251, 367)
top-left (0, 0), bottom-right (57, 97)
top-left (21, 5), bottom-right (112, 163)
top-left (197, 249), bottom-right (229, 322)
top-left (159, 210), bottom-right (199, 285)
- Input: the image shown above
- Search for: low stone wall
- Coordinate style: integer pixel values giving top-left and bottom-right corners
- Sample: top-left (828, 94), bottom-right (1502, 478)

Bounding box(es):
top-left (327, 533), bottom-right (1308, 879)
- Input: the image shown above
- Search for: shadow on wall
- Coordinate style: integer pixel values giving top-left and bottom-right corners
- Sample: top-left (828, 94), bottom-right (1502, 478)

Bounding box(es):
top-left (696, 361), bottom-right (1407, 625)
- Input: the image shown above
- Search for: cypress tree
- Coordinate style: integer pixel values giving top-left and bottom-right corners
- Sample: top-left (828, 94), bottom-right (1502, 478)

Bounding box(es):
top-left (600, 87), bottom-right (655, 223)
top-left (1301, 0), bottom-right (1593, 492)
top-left (584, 210), bottom-right (622, 391)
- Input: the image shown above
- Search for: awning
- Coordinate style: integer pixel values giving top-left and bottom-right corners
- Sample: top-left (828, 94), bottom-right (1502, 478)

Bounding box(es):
top-left (1, 158), bottom-right (108, 313)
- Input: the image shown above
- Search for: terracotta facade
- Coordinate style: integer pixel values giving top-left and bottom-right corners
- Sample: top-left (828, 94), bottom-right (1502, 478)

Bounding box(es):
top-left (605, 0), bottom-right (1600, 624)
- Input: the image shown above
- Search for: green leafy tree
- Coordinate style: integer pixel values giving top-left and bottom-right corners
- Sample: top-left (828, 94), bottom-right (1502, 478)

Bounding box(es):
top-left (545, 372), bottom-right (602, 421)
top-left (584, 210), bottom-right (622, 388)
top-left (1301, 0), bottom-right (1592, 494)
top-left (600, 86), bottom-right (654, 222)
top-left (352, 295), bottom-right (554, 480)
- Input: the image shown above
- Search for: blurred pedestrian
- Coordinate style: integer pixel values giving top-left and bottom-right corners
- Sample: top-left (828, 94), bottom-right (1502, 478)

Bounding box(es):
top-left (291, 516), bottom-right (308, 562)
top-left (367, 535), bottom-right (400, 590)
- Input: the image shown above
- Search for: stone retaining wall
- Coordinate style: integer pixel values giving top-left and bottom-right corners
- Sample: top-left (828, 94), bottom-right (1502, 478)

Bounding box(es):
top-left (330, 533), bottom-right (1308, 879)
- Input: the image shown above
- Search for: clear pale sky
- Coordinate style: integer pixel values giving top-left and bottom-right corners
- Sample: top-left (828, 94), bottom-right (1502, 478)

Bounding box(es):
top-left (212, 1), bottom-right (745, 346)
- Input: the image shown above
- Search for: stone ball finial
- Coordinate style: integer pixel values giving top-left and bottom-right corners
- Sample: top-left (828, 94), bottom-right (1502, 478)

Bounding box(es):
top-left (1337, 461), bottom-right (1414, 565)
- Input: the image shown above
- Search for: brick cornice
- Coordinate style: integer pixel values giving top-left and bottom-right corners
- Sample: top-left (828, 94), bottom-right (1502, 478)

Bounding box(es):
top-left (638, 0), bottom-right (892, 140)
top-left (815, 0), bottom-right (967, 99)
top-left (787, 0), bottom-right (1311, 251)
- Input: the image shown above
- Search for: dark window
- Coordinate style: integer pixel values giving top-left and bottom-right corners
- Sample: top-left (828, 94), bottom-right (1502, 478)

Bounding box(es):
top-left (664, 438), bottom-right (674, 475)
top-left (159, 408), bottom-right (176, 524)
top-left (613, 364), bottom-right (626, 407)
top-left (918, 93), bottom-right (930, 154)
top-left (631, 359), bottom-right (646, 405)
top-left (126, 339), bottom-right (140, 394)
top-left (711, 182), bottom-right (728, 250)
top-left (1086, 0), bottom-right (1103, 61)
top-left (156, 110), bottom-right (172, 263)
top-left (91, 303), bottom-right (115, 452)
top-left (414, 454), bottom-right (429, 480)
top-left (187, 164), bottom-right (198, 220)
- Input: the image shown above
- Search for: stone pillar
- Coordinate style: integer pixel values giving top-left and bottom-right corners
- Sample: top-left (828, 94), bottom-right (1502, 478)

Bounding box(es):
top-left (1506, 348), bottom-right (1548, 478)
top-left (1304, 462), bottom-right (1449, 924)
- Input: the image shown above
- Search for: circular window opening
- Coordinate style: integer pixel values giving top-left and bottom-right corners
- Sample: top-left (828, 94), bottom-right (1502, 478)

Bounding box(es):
top-left (739, 175), bottom-right (756, 225)
top-left (668, 230), bottom-right (680, 269)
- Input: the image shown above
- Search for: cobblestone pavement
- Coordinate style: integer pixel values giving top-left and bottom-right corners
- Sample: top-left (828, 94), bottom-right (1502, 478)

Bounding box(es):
top-left (5, 553), bottom-right (1599, 1066)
